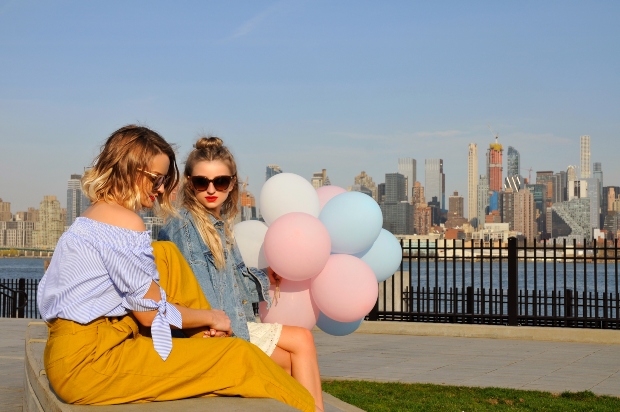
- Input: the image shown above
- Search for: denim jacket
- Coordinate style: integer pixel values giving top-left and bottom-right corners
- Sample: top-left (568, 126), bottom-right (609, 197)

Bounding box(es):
top-left (158, 208), bottom-right (271, 341)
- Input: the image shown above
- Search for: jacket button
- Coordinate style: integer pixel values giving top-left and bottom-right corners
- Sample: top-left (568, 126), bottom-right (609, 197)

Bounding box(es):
top-left (242, 300), bottom-right (248, 304)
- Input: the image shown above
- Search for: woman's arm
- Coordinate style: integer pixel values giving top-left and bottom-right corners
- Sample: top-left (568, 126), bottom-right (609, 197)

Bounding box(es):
top-left (133, 281), bottom-right (231, 335)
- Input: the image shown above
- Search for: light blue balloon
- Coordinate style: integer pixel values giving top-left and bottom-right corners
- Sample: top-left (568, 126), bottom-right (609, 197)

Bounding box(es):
top-left (319, 192), bottom-right (383, 254)
top-left (316, 312), bottom-right (363, 336)
top-left (354, 229), bottom-right (402, 282)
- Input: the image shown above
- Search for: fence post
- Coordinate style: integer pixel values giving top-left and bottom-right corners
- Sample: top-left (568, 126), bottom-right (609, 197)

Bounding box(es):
top-left (466, 286), bottom-right (474, 324)
top-left (367, 298), bottom-right (379, 321)
top-left (17, 278), bottom-right (27, 318)
top-left (508, 237), bottom-right (518, 326)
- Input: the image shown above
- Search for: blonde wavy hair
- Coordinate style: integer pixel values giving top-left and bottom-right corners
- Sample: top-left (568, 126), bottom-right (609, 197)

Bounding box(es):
top-left (180, 136), bottom-right (238, 269)
top-left (82, 125), bottom-right (179, 216)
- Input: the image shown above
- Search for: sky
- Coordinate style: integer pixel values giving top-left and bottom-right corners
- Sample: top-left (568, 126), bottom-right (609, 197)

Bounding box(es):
top-left (1, 1), bottom-right (619, 215)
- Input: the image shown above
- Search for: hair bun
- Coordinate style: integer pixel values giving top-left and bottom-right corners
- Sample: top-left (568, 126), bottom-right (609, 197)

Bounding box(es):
top-left (195, 136), bottom-right (223, 150)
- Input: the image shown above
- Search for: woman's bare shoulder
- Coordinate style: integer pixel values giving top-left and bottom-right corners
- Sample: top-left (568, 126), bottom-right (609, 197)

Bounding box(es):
top-left (81, 201), bottom-right (146, 232)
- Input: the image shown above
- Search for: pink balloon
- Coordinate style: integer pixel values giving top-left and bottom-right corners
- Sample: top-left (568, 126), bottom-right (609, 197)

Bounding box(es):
top-left (316, 185), bottom-right (347, 210)
top-left (263, 212), bottom-right (331, 281)
top-left (310, 254), bottom-right (378, 322)
top-left (258, 279), bottom-right (319, 330)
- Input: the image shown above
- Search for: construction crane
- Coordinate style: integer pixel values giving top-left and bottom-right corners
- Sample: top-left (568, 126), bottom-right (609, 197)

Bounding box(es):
top-left (522, 167), bottom-right (533, 184)
top-left (487, 124), bottom-right (499, 142)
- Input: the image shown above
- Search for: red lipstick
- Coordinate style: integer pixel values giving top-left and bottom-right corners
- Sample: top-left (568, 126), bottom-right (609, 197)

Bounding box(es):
top-left (205, 196), bottom-right (218, 202)
top-left (149, 195), bottom-right (156, 201)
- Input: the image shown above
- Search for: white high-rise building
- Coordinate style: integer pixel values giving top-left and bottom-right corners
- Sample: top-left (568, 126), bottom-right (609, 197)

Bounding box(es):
top-left (467, 143), bottom-right (478, 222)
top-left (580, 135), bottom-right (591, 178)
top-left (397, 158), bottom-right (416, 203)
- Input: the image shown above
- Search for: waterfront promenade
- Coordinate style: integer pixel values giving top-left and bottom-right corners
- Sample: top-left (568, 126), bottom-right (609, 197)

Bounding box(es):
top-left (3, 318), bottom-right (620, 411)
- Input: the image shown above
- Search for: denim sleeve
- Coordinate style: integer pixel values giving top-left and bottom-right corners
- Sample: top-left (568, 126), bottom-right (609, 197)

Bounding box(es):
top-left (245, 266), bottom-right (272, 307)
top-left (231, 242), bottom-right (272, 307)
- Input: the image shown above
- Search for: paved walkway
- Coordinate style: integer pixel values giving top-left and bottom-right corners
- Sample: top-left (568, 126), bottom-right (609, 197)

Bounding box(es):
top-left (0, 318), bottom-right (30, 411)
top-left (3, 318), bottom-right (620, 411)
top-left (314, 329), bottom-right (620, 397)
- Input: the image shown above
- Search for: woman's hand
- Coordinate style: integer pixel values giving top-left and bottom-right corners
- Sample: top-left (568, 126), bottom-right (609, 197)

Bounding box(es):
top-left (204, 309), bottom-right (232, 337)
top-left (204, 329), bottom-right (229, 338)
top-left (267, 267), bottom-right (281, 284)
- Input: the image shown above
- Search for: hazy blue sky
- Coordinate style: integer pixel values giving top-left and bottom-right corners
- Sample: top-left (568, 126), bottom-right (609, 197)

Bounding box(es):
top-left (1, 1), bottom-right (619, 214)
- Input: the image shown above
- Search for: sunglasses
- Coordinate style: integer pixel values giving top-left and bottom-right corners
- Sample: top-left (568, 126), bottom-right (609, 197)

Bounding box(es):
top-left (190, 175), bottom-right (235, 192)
top-left (138, 169), bottom-right (170, 192)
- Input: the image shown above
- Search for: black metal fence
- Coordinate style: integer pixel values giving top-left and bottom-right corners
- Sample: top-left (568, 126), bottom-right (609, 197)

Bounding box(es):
top-left (368, 237), bottom-right (620, 329)
top-left (0, 278), bottom-right (40, 319)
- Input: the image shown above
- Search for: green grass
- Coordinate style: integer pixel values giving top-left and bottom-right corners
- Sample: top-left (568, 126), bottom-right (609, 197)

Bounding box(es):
top-left (322, 380), bottom-right (620, 411)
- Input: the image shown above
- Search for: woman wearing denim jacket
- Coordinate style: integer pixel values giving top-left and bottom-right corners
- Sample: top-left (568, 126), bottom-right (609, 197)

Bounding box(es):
top-left (158, 136), bottom-right (324, 411)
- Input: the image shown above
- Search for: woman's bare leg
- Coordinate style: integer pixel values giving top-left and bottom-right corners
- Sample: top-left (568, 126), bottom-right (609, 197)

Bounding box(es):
top-left (271, 326), bottom-right (324, 411)
top-left (270, 346), bottom-right (292, 375)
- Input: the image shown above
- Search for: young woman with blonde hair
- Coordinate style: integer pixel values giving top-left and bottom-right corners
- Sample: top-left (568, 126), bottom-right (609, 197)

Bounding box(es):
top-left (159, 136), bottom-right (324, 411)
top-left (37, 125), bottom-right (314, 410)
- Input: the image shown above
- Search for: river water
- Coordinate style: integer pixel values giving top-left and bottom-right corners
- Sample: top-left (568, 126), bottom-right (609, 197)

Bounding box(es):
top-left (0, 258), bottom-right (46, 280)
top-left (2, 257), bottom-right (619, 294)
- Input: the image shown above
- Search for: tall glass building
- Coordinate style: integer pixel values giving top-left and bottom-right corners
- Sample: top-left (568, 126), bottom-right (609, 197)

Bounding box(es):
top-left (266, 164), bottom-right (283, 181)
top-left (506, 146), bottom-right (520, 178)
top-left (425, 159), bottom-right (444, 210)
top-left (476, 175), bottom-right (489, 228)
top-left (66, 174), bottom-right (89, 227)
top-left (397, 158), bottom-right (416, 202)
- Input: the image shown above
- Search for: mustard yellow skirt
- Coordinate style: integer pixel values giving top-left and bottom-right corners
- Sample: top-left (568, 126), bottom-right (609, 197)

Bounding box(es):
top-left (43, 241), bottom-right (314, 411)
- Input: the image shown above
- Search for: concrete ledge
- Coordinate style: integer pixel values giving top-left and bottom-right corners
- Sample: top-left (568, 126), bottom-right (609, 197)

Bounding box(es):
top-left (24, 322), bottom-right (360, 412)
top-left (353, 321), bottom-right (620, 344)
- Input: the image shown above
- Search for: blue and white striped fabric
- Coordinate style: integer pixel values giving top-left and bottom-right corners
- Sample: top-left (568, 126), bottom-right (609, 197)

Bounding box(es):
top-left (38, 217), bottom-right (183, 361)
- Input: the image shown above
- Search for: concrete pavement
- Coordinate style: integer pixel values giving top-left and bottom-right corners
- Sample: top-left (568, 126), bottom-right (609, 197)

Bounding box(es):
top-left (3, 318), bottom-right (620, 411)
top-left (314, 323), bottom-right (620, 397)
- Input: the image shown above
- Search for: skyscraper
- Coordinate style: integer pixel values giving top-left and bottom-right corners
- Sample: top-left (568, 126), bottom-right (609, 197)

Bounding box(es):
top-left (477, 175), bottom-right (489, 228)
top-left (514, 188), bottom-right (537, 241)
top-left (448, 191), bottom-right (464, 218)
top-left (266, 164), bottom-right (283, 181)
top-left (425, 159), bottom-right (444, 210)
top-left (486, 137), bottom-right (503, 192)
top-left (467, 143), bottom-right (478, 222)
top-left (412, 181), bottom-right (425, 207)
top-left (352, 171), bottom-right (378, 201)
top-left (32, 195), bottom-right (64, 249)
top-left (397, 158), bottom-right (416, 202)
top-left (500, 189), bottom-right (516, 230)
top-left (593, 162), bottom-right (603, 206)
top-left (384, 173), bottom-right (407, 203)
top-left (536, 171), bottom-right (562, 205)
top-left (585, 177), bottom-right (600, 231)
top-left (506, 146), bottom-right (520, 178)
top-left (580, 135), bottom-right (591, 178)
top-left (66, 174), bottom-right (89, 226)
top-left (381, 173), bottom-right (413, 235)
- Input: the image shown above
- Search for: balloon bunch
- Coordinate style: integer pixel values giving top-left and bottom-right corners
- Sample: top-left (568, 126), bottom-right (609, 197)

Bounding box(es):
top-left (234, 173), bottom-right (402, 336)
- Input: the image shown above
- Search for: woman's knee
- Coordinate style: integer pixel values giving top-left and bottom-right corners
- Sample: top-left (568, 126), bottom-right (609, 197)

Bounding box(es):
top-left (285, 326), bottom-right (316, 353)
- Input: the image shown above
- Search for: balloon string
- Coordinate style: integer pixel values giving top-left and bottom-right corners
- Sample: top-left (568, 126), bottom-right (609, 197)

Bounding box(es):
top-left (274, 278), bottom-right (280, 305)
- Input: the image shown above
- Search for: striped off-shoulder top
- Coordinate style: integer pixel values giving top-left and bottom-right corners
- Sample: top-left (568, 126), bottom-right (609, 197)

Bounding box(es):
top-left (37, 217), bottom-right (182, 360)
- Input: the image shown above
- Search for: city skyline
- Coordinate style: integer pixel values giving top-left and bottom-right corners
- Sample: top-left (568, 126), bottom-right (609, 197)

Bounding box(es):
top-left (0, 132), bottom-right (617, 216)
top-left (1, 2), bottom-right (619, 212)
